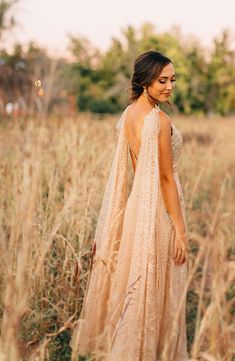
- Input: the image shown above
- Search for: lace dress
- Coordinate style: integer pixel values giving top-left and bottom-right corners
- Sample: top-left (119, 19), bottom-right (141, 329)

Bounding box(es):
top-left (70, 105), bottom-right (189, 361)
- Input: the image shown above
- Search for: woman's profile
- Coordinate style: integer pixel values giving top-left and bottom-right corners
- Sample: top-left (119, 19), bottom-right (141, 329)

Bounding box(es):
top-left (71, 50), bottom-right (189, 361)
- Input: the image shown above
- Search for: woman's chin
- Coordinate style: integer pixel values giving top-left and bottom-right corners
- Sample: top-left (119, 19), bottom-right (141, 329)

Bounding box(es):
top-left (158, 94), bottom-right (171, 102)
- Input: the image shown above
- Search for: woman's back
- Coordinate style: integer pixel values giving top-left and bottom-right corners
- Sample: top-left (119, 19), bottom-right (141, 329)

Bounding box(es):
top-left (124, 103), bottom-right (173, 173)
top-left (124, 104), bottom-right (152, 172)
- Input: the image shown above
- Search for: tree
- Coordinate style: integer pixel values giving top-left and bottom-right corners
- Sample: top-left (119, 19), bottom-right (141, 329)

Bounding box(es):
top-left (204, 30), bottom-right (235, 115)
top-left (0, 0), bottom-right (18, 40)
top-left (67, 24), bottom-right (235, 115)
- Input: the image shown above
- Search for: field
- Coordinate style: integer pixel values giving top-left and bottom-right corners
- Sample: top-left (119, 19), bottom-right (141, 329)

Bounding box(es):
top-left (0, 112), bottom-right (234, 361)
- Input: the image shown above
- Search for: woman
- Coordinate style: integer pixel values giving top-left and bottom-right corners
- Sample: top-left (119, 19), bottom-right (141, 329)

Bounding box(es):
top-left (71, 51), bottom-right (189, 361)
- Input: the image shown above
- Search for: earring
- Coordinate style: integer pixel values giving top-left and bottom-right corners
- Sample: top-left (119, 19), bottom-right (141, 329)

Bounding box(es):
top-left (143, 87), bottom-right (149, 101)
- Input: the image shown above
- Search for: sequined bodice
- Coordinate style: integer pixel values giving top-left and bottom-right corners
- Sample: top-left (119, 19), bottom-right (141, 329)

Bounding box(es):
top-left (171, 123), bottom-right (183, 172)
top-left (125, 105), bottom-right (184, 174)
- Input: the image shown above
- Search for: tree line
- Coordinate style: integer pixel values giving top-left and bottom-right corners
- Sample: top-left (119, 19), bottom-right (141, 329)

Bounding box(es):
top-left (0, 0), bottom-right (235, 115)
top-left (68, 24), bottom-right (235, 115)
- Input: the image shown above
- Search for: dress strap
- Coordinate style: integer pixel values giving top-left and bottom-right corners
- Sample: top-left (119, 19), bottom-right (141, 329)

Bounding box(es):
top-left (115, 106), bottom-right (130, 132)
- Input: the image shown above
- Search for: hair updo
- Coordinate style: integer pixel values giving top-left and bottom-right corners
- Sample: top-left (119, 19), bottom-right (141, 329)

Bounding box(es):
top-left (129, 50), bottom-right (172, 102)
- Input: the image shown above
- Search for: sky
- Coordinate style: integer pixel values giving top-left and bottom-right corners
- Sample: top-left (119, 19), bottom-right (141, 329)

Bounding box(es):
top-left (7, 0), bottom-right (235, 56)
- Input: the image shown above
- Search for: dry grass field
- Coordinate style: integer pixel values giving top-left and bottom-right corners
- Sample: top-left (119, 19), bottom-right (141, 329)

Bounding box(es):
top-left (0, 112), bottom-right (234, 361)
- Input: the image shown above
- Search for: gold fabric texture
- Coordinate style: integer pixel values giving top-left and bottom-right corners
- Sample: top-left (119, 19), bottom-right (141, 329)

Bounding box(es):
top-left (70, 105), bottom-right (188, 361)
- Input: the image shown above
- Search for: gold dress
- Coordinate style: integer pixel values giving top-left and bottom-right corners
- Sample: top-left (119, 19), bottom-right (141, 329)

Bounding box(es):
top-left (70, 104), bottom-right (189, 361)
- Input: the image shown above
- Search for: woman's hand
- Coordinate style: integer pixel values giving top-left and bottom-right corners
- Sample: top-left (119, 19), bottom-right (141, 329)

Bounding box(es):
top-left (173, 231), bottom-right (189, 265)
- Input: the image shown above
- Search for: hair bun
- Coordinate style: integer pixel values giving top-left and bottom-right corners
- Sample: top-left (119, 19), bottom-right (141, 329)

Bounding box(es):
top-left (132, 82), bottom-right (143, 90)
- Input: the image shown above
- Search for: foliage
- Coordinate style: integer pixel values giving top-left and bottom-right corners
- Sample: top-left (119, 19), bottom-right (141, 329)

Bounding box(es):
top-left (48, 330), bottom-right (72, 361)
top-left (0, 0), bottom-right (18, 39)
top-left (1, 9), bottom-right (235, 115)
top-left (67, 24), bottom-right (235, 115)
top-left (0, 113), bottom-right (234, 360)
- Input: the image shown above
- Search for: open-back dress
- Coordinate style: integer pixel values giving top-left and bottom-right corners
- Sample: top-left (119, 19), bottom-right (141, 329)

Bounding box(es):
top-left (70, 104), bottom-right (189, 361)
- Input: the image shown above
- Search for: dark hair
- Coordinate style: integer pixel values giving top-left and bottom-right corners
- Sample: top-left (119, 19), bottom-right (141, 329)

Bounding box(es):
top-left (129, 50), bottom-right (172, 103)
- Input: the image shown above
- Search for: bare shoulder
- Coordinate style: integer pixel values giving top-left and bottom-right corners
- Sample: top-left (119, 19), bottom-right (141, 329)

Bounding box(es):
top-left (126, 103), bottom-right (155, 121)
top-left (158, 110), bottom-right (172, 135)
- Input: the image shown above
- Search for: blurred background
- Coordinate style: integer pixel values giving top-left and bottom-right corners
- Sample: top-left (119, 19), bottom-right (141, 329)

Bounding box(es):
top-left (1, 0), bottom-right (235, 117)
top-left (0, 1), bottom-right (234, 361)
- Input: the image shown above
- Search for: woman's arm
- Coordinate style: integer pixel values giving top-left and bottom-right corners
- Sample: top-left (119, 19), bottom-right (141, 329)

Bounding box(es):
top-left (158, 111), bottom-right (188, 265)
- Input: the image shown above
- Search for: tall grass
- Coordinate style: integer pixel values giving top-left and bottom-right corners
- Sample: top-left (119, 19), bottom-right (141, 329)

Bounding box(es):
top-left (0, 112), bottom-right (234, 360)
